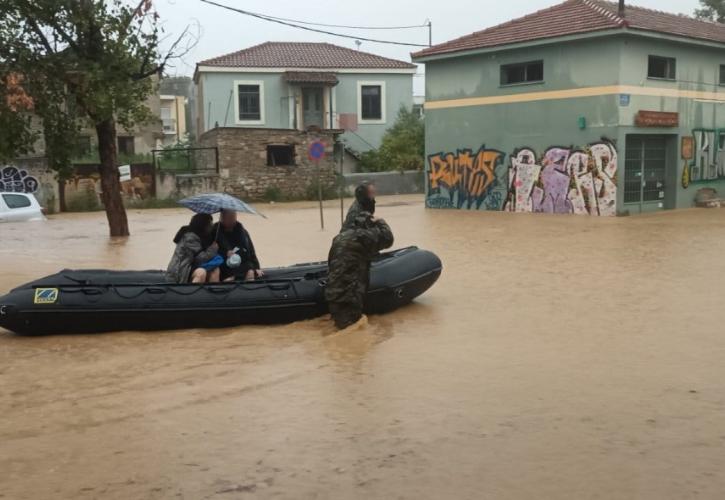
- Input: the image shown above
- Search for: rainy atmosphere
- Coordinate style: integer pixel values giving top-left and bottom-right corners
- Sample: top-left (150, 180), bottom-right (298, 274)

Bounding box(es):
top-left (1, 0), bottom-right (725, 499)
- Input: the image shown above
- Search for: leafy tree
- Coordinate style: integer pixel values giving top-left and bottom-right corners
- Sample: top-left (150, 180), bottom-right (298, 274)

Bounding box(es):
top-left (695, 0), bottom-right (725, 22)
top-left (359, 106), bottom-right (424, 172)
top-left (0, 0), bottom-right (192, 236)
top-left (0, 73), bottom-right (36, 162)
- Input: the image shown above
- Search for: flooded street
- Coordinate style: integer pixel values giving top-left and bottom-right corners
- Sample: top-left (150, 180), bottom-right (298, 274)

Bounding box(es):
top-left (2, 195), bottom-right (725, 499)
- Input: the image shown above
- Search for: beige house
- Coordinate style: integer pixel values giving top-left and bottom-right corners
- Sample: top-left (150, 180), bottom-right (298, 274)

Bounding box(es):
top-left (160, 94), bottom-right (188, 147)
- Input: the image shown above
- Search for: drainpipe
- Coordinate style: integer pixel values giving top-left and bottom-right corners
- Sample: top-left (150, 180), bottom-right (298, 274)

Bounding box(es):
top-left (618, 0), bottom-right (625, 17)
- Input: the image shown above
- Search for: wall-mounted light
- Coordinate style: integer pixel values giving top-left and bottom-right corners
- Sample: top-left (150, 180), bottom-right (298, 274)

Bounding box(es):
top-left (578, 116), bottom-right (587, 130)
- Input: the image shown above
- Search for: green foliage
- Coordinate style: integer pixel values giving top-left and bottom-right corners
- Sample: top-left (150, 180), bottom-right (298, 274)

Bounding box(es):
top-left (262, 186), bottom-right (283, 202)
top-left (695, 0), bottom-right (725, 22)
top-left (359, 106), bottom-right (424, 172)
top-left (304, 178), bottom-right (339, 201)
top-left (0, 0), bottom-right (191, 234)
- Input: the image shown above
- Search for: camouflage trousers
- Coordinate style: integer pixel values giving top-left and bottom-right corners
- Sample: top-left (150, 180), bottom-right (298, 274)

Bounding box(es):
top-left (328, 302), bottom-right (363, 330)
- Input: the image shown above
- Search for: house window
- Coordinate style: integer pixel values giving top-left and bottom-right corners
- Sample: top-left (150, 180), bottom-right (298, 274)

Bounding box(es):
top-left (235, 81), bottom-right (264, 123)
top-left (720, 65), bottom-right (725, 85)
top-left (266, 145), bottom-right (295, 166)
top-left (118, 136), bottom-right (135, 155)
top-left (500, 60), bottom-right (544, 85)
top-left (648, 56), bottom-right (676, 80)
top-left (358, 81), bottom-right (386, 123)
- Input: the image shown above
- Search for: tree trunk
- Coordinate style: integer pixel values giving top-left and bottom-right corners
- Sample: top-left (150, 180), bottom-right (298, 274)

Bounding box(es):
top-left (58, 178), bottom-right (66, 212)
top-left (95, 118), bottom-right (129, 236)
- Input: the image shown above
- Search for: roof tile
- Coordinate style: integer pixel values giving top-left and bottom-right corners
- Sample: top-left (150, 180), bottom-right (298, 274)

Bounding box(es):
top-left (413, 0), bottom-right (725, 59)
top-left (199, 42), bottom-right (416, 69)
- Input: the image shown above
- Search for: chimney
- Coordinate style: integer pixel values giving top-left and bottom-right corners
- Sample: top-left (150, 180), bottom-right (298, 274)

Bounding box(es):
top-left (618, 0), bottom-right (625, 17)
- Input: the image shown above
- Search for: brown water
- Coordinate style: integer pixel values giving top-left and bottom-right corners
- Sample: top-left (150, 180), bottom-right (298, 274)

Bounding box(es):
top-left (2, 196), bottom-right (725, 499)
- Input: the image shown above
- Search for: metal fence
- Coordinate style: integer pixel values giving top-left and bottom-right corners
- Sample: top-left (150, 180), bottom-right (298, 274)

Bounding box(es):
top-left (152, 147), bottom-right (219, 174)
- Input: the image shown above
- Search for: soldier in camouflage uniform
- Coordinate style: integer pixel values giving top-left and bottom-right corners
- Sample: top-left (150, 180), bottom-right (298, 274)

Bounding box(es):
top-left (342, 182), bottom-right (376, 231)
top-left (326, 211), bottom-right (394, 329)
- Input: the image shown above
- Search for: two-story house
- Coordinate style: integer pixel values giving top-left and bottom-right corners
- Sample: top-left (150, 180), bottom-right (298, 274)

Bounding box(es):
top-left (413, 0), bottom-right (725, 215)
top-left (194, 42), bottom-right (416, 156)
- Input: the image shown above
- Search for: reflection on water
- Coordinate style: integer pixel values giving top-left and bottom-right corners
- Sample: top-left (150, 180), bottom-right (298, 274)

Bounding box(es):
top-left (2, 196), bottom-right (725, 499)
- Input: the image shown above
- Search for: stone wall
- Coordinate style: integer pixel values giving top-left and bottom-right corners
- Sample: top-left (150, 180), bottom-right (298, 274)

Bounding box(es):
top-left (343, 170), bottom-right (424, 196)
top-left (199, 127), bottom-right (340, 200)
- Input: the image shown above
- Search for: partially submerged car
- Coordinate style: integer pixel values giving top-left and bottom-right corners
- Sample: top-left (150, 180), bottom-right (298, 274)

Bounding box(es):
top-left (0, 193), bottom-right (46, 223)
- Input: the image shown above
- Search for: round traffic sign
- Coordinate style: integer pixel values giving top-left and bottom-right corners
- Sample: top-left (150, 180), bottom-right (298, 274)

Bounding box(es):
top-left (308, 141), bottom-right (326, 161)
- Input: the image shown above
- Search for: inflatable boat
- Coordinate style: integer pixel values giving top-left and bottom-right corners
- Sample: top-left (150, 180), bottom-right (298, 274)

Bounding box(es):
top-left (0, 247), bottom-right (441, 335)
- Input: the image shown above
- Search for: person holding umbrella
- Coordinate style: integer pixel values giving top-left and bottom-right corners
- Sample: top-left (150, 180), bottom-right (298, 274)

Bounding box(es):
top-left (212, 209), bottom-right (264, 282)
top-left (177, 193), bottom-right (266, 282)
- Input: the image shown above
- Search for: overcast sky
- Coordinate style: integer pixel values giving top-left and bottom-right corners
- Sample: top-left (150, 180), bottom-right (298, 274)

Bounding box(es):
top-left (155, 0), bottom-right (702, 92)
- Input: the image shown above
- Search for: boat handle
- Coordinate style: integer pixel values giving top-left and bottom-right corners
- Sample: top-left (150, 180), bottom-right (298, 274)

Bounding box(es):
top-left (81, 288), bottom-right (103, 295)
top-left (146, 287), bottom-right (167, 295)
top-left (268, 283), bottom-right (291, 291)
top-left (208, 286), bottom-right (233, 293)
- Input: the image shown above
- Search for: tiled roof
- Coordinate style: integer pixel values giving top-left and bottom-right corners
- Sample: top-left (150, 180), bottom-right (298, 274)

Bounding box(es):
top-left (199, 42), bottom-right (416, 69)
top-left (413, 0), bottom-right (725, 59)
top-left (283, 71), bottom-right (339, 85)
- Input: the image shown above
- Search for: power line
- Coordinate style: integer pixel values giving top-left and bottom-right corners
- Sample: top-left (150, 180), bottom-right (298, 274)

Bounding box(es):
top-left (218, 5), bottom-right (428, 30)
top-left (199, 0), bottom-right (430, 48)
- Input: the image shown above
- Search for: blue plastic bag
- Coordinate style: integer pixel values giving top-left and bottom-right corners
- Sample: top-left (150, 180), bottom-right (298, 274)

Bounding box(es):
top-left (200, 254), bottom-right (223, 272)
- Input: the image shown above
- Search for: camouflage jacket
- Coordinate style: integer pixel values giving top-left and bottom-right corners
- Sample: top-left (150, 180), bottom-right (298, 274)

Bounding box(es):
top-left (341, 199), bottom-right (364, 232)
top-left (325, 213), bottom-right (394, 305)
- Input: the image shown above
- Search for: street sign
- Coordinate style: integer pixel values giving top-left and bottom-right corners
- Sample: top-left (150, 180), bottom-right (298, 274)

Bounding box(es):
top-left (308, 140), bottom-right (326, 230)
top-left (308, 141), bottom-right (326, 161)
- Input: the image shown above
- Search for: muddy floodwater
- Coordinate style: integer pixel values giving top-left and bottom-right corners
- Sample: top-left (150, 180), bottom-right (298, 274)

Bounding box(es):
top-left (2, 195), bottom-right (725, 499)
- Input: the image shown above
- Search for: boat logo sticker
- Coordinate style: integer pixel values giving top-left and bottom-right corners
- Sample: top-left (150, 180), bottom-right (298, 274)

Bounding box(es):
top-left (34, 288), bottom-right (59, 304)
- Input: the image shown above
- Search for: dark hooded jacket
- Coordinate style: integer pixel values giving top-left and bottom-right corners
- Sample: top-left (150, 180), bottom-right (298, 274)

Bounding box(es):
top-left (325, 212), bottom-right (394, 308)
top-left (342, 184), bottom-right (376, 231)
top-left (211, 221), bottom-right (260, 279)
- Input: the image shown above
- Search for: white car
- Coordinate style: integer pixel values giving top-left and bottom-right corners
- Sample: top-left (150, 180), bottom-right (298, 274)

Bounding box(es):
top-left (0, 192), bottom-right (46, 222)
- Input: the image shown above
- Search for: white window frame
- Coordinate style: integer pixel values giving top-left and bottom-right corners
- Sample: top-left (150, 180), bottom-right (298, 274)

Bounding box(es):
top-left (357, 80), bottom-right (386, 125)
top-left (234, 80), bottom-right (265, 126)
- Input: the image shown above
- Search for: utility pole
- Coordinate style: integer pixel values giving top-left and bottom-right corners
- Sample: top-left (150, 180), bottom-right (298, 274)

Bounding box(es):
top-left (427, 20), bottom-right (432, 47)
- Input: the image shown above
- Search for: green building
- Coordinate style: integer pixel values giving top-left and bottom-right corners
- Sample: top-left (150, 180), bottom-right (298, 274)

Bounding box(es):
top-left (412, 0), bottom-right (725, 214)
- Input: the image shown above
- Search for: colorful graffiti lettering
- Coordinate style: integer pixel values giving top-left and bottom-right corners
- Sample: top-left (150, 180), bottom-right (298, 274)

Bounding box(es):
top-left (504, 141), bottom-right (617, 216)
top-left (426, 146), bottom-right (506, 210)
top-left (0, 165), bottom-right (40, 194)
top-left (687, 129), bottom-right (725, 186)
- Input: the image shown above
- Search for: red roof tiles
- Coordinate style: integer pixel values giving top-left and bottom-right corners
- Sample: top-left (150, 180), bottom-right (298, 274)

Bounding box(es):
top-left (199, 42), bottom-right (416, 69)
top-left (413, 0), bottom-right (725, 59)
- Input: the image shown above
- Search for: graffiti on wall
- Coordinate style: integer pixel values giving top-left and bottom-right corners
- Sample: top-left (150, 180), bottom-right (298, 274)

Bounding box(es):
top-left (426, 146), bottom-right (506, 210)
top-left (504, 141), bottom-right (618, 216)
top-left (0, 166), bottom-right (40, 193)
top-left (686, 129), bottom-right (725, 186)
top-left (425, 141), bottom-right (618, 215)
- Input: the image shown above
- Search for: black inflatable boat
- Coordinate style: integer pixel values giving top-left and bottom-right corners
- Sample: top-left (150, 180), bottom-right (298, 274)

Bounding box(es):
top-left (0, 247), bottom-right (441, 335)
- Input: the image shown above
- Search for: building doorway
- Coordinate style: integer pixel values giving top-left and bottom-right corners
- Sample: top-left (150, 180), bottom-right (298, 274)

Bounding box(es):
top-left (624, 135), bottom-right (675, 213)
top-left (302, 87), bottom-right (323, 128)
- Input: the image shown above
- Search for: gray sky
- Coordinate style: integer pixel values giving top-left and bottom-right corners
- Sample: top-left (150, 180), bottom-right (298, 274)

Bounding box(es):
top-left (155, 0), bottom-right (702, 92)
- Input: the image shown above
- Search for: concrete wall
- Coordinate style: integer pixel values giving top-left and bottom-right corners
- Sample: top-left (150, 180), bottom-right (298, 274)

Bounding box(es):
top-left (1, 159), bottom-right (59, 213)
top-left (420, 34), bottom-right (725, 214)
top-left (199, 127), bottom-right (339, 200)
top-left (156, 171), bottom-right (221, 200)
top-left (198, 71), bottom-right (413, 152)
top-left (342, 170), bottom-right (424, 196)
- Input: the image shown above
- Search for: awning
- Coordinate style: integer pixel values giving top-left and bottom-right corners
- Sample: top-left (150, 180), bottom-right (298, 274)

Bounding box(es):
top-left (283, 71), bottom-right (339, 86)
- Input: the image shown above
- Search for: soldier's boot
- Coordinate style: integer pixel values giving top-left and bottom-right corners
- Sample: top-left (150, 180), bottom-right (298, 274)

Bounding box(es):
top-left (329, 302), bottom-right (363, 330)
